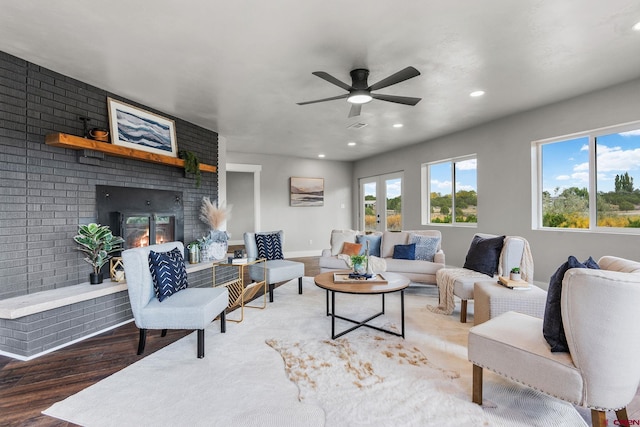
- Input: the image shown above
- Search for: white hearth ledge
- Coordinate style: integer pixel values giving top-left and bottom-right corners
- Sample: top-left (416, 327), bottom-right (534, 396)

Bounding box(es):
top-left (0, 260), bottom-right (219, 320)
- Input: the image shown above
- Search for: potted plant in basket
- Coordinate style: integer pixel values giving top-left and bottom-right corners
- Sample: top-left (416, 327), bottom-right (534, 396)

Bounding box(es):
top-left (510, 267), bottom-right (521, 281)
top-left (74, 223), bottom-right (125, 284)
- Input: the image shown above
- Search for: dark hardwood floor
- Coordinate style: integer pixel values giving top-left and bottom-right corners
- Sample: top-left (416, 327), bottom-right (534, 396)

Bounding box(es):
top-left (0, 257), bottom-right (320, 427)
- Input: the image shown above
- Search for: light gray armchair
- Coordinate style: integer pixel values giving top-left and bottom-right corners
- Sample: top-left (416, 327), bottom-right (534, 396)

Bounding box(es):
top-left (468, 256), bottom-right (640, 427)
top-left (122, 241), bottom-right (229, 358)
top-left (244, 231), bottom-right (304, 302)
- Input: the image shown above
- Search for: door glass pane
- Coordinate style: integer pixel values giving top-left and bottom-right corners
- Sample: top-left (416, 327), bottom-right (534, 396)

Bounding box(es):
top-left (124, 216), bottom-right (150, 248)
top-left (363, 182), bottom-right (377, 232)
top-left (454, 159), bottom-right (477, 223)
top-left (385, 177), bottom-right (402, 231)
top-left (155, 215), bottom-right (175, 244)
top-left (541, 137), bottom-right (589, 228)
top-left (429, 162), bottom-right (452, 223)
top-left (596, 129), bottom-right (640, 228)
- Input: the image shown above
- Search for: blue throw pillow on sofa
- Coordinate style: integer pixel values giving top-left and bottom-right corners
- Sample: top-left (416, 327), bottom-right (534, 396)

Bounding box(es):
top-left (392, 243), bottom-right (415, 260)
top-left (409, 234), bottom-right (440, 262)
top-left (148, 247), bottom-right (188, 302)
top-left (463, 235), bottom-right (505, 277)
top-left (356, 234), bottom-right (382, 257)
top-left (543, 255), bottom-right (600, 352)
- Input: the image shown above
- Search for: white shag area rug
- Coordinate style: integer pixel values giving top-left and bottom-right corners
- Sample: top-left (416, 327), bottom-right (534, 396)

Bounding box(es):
top-left (43, 278), bottom-right (587, 427)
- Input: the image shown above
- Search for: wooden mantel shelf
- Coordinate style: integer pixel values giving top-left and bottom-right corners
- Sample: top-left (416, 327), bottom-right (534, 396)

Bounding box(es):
top-left (45, 133), bottom-right (216, 173)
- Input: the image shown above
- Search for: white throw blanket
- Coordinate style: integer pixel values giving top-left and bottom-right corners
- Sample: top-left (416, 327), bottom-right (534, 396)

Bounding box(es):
top-left (337, 254), bottom-right (387, 272)
top-left (428, 236), bottom-right (534, 315)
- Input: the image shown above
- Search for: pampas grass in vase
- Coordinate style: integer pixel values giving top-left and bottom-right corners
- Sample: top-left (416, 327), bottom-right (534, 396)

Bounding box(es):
top-left (199, 197), bottom-right (232, 260)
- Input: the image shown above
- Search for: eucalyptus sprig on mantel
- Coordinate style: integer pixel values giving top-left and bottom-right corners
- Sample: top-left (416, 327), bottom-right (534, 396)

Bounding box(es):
top-left (178, 150), bottom-right (201, 188)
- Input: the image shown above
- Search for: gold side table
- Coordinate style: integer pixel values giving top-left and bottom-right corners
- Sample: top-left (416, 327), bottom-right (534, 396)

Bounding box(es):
top-left (212, 258), bottom-right (267, 322)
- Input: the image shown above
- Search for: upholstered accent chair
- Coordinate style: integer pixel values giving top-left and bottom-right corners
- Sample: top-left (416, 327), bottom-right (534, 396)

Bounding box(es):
top-left (122, 241), bottom-right (229, 358)
top-left (468, 256), bottom-right (640, 427)
top-left (442, 233), bottom-right (530, 322)
top-left (243, 231), bottom-right (305, 302)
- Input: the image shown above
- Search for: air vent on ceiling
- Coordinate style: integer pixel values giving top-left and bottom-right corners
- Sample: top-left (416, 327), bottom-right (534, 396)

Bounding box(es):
top-left (347, 122), bottom-right (368, 130)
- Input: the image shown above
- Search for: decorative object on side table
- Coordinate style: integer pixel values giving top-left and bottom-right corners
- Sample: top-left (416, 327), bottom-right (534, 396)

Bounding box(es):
top-left (510, 267), bottom-right (521, 281)
top-left (74, 223), bottom-right (124, 284)
top-left (199, 197), bottom-right (232, 261)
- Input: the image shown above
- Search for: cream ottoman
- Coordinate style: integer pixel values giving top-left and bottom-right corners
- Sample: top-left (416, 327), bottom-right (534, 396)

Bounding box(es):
top-left (473, 280), bottom-right (547, 325)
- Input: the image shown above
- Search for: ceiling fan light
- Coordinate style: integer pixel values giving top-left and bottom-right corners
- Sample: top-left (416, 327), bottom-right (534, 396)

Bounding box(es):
top-left (347, 91), bottom-right (373, 104)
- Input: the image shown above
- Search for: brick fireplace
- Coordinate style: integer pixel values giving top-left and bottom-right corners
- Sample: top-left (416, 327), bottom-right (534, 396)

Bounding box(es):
top-left (0, 50), bottom-right (219, 358)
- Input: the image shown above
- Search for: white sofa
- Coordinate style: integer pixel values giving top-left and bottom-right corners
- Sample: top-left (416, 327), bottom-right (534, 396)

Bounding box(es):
top-left (319, 229), bottom-right (445, 284)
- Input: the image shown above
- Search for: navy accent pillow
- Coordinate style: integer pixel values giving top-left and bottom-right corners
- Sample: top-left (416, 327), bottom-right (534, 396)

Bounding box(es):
top-left (148, 248), bottom-right (188, 302)
top-left (356, 234), bottom-right (382, 257)
top-left (255, 233), bottom-right (284, 260)
top-left (543, 256), bottom-right (600, 352)
top-left (392, 243), bottom-right (416, 260)
top-left (409, 234), bottom-right (440, 262)
top-left (463, 235), bottom-right (505, 277)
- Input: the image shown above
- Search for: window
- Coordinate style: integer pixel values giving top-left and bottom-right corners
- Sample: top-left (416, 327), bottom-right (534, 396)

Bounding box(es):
top-left (422, 155), bottom-right (477, 225)
top-left (533, 121), bottom-right (640, 232)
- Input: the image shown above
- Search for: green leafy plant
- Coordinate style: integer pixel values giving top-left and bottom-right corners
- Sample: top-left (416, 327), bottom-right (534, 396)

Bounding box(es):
top-left (179, 150), bottom-right (201, 188)
top-left (510, 267), bottom-right (521, 274)
top-left (350, 254), bottom-right (367, 266)
top-left (74, 223), bottom-right (125, 274)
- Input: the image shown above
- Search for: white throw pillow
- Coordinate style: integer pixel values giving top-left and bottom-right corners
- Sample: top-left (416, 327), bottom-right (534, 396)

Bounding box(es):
top-left (330, 229), bottom-right (358, 256)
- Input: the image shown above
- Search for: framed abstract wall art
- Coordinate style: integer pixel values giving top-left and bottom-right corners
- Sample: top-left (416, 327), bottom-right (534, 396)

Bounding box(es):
top-left (290, 177), bottom-right (324, 207)
top-left (107, 97), bottom-right (178, 157)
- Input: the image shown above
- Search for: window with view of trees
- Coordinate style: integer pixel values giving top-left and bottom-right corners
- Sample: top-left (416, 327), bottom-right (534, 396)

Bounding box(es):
top-left (422, 156), bottom-right (477, 225)
top-left (535, 122), bottom-right (640, 231)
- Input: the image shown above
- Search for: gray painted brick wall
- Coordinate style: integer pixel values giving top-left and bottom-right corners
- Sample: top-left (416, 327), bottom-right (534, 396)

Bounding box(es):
top-left (0, 50), bottom-right (220, 357)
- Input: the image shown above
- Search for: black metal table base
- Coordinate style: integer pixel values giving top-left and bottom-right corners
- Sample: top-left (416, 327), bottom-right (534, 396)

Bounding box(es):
top-left (325, 290), bottom-right (405, 339)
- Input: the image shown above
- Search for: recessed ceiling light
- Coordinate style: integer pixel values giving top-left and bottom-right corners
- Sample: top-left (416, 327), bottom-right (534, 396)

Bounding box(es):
top-left (633, 21), bottom-right (640, 31)
top-left (470, 90), bottom-right (485, 97)
top-left (318, 154), bottom-right (325, 158)
top-left (393, 123), bottom-right (403, 128)
top-left (347, 142), bottom-right (357, 146)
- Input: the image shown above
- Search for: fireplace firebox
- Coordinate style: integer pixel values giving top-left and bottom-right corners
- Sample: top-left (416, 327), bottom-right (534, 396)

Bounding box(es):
top-left (97, 185), bottom-right (184, 249)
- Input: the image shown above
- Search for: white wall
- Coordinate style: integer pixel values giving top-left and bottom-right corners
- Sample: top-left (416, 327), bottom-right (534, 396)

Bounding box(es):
top-left (354, 78), bottom-right (640, 283)
top-left (225, 152), bottom-right (353, 257)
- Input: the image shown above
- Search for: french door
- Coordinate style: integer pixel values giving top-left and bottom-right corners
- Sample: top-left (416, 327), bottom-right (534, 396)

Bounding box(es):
top-left (359, 172), bottom-right (403, 232)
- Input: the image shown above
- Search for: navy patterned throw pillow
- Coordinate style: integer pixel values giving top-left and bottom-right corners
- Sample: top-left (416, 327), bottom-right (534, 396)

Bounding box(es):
top-left (255, 233), bottom-right (284, 260)
top-left (148, 247), bottom-right (188, 302)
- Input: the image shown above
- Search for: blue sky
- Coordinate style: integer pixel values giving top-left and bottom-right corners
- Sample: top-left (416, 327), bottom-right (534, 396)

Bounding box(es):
top-left (429, 158), bottom-right (478, 196)
top-left (542, 129), bottom-right (640, 194)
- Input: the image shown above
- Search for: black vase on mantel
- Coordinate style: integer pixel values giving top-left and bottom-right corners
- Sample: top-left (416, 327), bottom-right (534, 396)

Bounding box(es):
top-left (89, 272), bottom-right (104, 285)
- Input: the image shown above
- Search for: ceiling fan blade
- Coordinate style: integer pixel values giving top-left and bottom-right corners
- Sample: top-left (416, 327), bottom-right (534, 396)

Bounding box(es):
top-left (348, 104), bottom-right (362, 118)
top-left (297, 93), bottom-right (349, 105)
top-left (312, 71), bottom-right (353, 91)
top-left (368, 66), bottom-right (420, 91)
top-left (371, 93), bottom-right (421, 106)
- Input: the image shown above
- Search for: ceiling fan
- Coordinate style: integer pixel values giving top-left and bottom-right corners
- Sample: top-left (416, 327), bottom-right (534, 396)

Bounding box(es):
top-left (297, 66), bottom-right (422, 117)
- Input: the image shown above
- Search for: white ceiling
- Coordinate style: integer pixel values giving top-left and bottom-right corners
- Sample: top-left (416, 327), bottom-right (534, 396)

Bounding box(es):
top-left (1, 1), bottom-right (639, 161)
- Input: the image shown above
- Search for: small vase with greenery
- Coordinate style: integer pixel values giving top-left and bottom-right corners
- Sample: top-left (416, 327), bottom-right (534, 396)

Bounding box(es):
top-left (74, 223), bottom-right (125, 284)
top-left (179, 150), bottom-right (201, 188)
top-left (510, 267), bottom-right (522, 281)
top-left (350, 254), bottom-right (368, 276)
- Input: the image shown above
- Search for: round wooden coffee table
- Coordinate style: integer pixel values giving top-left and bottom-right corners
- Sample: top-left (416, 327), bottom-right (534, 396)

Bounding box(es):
top-left (313, 270), bottom-right (409, 339)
